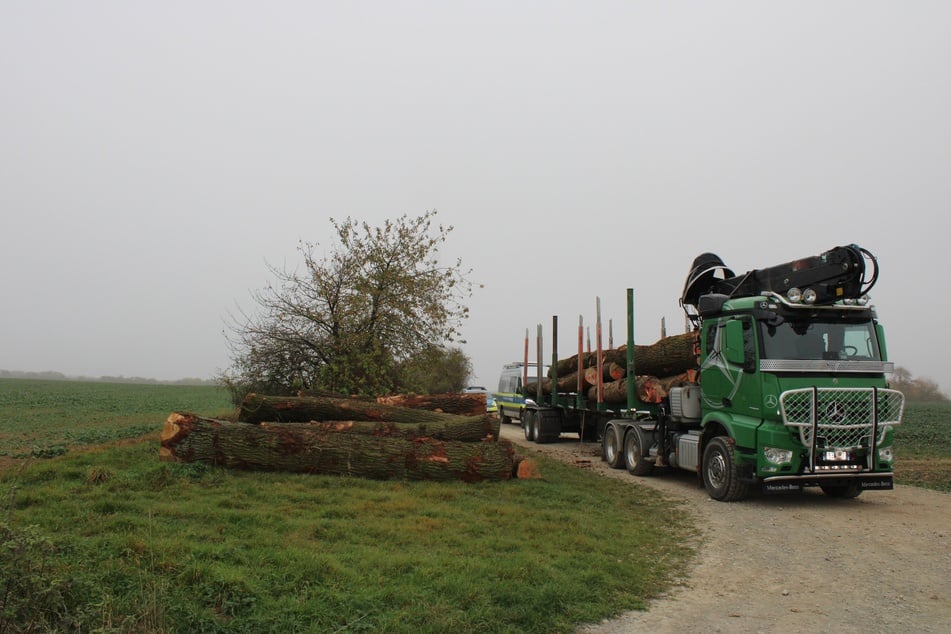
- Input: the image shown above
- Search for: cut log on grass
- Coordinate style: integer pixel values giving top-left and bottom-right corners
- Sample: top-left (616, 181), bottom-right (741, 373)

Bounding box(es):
top-left (266, 417), bottom-right (498, 443)
top-left (161, 413), bottom-right (520, 482)
top-left (239, 393), bottom-right (487, 427)
top-left (515, 457), bottom-right (542, 480)
top-left (375, 392), bottom-right (486, 416)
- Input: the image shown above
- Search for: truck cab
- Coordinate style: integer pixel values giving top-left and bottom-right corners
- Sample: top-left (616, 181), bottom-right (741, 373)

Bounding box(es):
top-left (692, 290), bottom-right (903, 499)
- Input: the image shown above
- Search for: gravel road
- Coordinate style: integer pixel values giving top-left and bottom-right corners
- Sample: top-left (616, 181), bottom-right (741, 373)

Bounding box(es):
top-left (499, 424), bottom-right (951, 634)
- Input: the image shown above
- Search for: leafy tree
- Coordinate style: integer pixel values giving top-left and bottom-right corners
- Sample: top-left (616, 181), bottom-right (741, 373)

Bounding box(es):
top-left (398, 346), bottom-right (473, 394)
top-left (223, 211), bottom-right (473, 400)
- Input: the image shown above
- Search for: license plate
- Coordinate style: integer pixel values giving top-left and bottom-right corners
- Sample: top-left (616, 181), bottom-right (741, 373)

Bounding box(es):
top-left (823, 450), bottom-right (851, 461)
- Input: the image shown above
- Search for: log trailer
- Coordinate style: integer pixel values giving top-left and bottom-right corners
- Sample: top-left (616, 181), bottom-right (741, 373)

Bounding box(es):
top-left (518, 245), bottom-right (904, 501)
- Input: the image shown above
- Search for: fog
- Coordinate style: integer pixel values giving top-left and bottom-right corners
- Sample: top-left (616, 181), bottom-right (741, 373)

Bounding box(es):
top-left (2, 2), bottom-right (948, 393)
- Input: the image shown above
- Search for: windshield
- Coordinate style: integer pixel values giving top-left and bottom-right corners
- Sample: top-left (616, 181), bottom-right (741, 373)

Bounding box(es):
top-left (759, 319), bottom-right (881, 361)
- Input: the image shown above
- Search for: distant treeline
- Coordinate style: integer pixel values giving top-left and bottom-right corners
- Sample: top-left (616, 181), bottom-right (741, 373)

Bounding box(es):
top-left (0, 369), bottom-right (218, 386)
top-left (891, 367), bottom-right (949, 402)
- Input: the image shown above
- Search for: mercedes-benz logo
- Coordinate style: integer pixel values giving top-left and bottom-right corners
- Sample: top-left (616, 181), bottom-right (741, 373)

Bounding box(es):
top-left (826, 401), bottom-right (846, 422)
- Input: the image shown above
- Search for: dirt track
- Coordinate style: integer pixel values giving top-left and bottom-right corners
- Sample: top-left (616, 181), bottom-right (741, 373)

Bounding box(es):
top-left (499, 424), bottom-right (951, 634)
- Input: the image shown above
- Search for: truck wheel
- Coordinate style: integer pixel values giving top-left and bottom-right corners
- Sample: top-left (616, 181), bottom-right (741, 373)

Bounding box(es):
top-left (624, 427), bottom-right (654, 477)
top-left (535, 410), bottom-right (561, 444)
top-left (702, 437), bottom-right (749, 502)
top-left (499, 409), bottom-right (512, 425)
top-left (522, 410), bottom-right (537, 442)
top-left (820, 482), bottom-right (863, 499)
top-left (603, 424), bottom-right (624, 469)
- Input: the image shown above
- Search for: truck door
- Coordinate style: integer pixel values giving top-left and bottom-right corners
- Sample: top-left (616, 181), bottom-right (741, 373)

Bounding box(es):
top-left (700, 316), bottom-right (761, 417)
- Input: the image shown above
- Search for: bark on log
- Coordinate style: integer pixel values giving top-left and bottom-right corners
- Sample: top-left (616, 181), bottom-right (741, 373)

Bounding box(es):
top-left (260, 417), bottom-right (498, 443)
top-left (161, 413), bottom-right (518, 482)
top-left (587, 376), bottom-right (665, 404)
top-left (240, 393), bottom-right (484, 427)
top-left (550, 332), bottom-right (699, 379)
top-left (524, 370), bottom-right (590, 397)
top-left (583, 362), bottom-right (626, 386)
top-left (586, 371), bottom-right (698, 404)
top-left (375, 392), bottom-right (486, 416)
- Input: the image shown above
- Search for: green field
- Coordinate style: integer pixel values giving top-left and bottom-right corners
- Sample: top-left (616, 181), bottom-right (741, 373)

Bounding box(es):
top-left (0, 379), bottom-right (695, 633)
top-left (0, 379), bottom-right (234, 462)
top-left (893, 401), bottom-right (951, 492)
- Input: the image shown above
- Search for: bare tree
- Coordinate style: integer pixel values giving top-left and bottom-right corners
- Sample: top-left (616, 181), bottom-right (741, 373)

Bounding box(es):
top-left (223, 211), bottom-right (473, 399)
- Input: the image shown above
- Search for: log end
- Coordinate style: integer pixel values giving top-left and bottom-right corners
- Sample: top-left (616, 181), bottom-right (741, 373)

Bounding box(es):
top-left (514, 457), bottom-right (542, 480)
top-left (162, 413), bottom-right (186, 442)
top-left (158, 446), bottom-right (179, 462)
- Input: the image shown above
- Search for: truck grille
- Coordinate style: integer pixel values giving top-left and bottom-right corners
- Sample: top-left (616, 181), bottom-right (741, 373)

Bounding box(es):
top-left (779, 388), bottom-right (903, 471)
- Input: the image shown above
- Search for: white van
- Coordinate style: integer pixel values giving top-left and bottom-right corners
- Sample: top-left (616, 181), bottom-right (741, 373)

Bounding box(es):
top-left (493, 362), bottom-right (549, 424)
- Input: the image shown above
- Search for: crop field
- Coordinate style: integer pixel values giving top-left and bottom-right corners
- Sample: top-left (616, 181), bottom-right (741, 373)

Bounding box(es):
top-left (0, 378), bottom-right (233, 463)
top-left (893, 401), bottom-right (951, 492)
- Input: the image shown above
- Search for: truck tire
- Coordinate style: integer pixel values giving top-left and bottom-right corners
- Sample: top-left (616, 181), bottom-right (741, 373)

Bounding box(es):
top-left (820, 482), bottom-right (863, 499)
top-left (523, 409), bottom-right (537, 442)
top-left (701, 437), bottom-right (750, 502)
top-left (535, 409), bottom-right (561, 444)
top-left (499, 407), bottom-right (511, 425)
top-left (624, 426), bottom-right (654, 477)
top-left (603, 424), bottom-right (624, 469)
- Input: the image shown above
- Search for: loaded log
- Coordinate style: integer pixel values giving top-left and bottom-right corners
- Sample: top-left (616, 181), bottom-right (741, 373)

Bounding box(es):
top-left (588, 376), bottom-right (665, 404)
top-left (550, 332), bottom-right (699, 380)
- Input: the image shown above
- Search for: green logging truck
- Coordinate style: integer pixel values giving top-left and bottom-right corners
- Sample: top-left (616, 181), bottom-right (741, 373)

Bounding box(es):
top-left (515, 245), bottom-right (904, 501)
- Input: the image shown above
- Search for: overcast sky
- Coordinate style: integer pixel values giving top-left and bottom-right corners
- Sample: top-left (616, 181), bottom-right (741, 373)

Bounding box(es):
top-left (2, 2), bottom-right (948, 393)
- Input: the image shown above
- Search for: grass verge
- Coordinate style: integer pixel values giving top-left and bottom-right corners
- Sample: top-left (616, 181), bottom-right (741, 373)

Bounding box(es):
top-left (1, 439), bottom-right (696, 633)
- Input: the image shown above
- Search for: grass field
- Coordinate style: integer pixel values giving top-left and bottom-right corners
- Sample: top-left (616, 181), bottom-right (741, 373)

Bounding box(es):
top-left (0, 379), bottom-right (695, 633)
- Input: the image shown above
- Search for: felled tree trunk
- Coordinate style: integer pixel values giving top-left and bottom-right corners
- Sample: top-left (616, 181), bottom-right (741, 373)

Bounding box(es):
top-left (264, 417), bottom-right (498, 443)
top-left (375, 392), bottom-right (486, 416)
top-left (160, 413), bottom-right (520, 482)
top-left (240, 393), bottom-right (482, 427)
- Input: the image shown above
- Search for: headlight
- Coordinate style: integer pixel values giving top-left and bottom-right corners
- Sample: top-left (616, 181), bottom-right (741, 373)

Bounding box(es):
top-left (764, 447), bottom-right (794, 465)
top-left (787, 288), bottom-right (802, 303)
top-left (802, 288), bottom-right (818, 304)
top-left (858, 294), bottom-right (870, 306)
top-left (878, 446), bottom-right (894, 462)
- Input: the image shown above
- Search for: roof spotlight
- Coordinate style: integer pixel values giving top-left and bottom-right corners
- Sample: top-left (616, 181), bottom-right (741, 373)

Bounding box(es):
top-left (787, 288), bottom-right (803, 303)
top-left (858, 294), bottom-right (870, 306)
top-left (802, 288), bottom-right (818, 304)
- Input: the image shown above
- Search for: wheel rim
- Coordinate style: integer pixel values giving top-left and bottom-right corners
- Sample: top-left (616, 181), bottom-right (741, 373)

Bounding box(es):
top-left (624, 434), bottom-right (639, 467)
top-left (604, 428), bottom-right (618, 463)
top-left (707, 450), bottom-right (727, 490)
